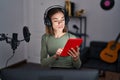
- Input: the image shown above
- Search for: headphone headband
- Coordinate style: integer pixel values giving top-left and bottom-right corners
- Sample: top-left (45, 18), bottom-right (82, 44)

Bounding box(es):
top-left (44, 5), bottom-right (69, 27)
top-left (44, 5), bottom-right (65, 16)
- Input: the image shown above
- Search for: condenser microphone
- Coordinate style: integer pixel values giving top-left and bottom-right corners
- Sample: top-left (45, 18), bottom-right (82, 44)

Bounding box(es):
top-left (73, 25), bottom-right (79, 33)
top-left (11, 33), bottom-right (18, 51)
top-left (73, 25), bottom-right (79, 30)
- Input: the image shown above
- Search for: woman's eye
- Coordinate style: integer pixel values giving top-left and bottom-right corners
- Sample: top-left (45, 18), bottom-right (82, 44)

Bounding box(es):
top-left (54, 21), bottom-right (58, 22)
top-left (53, 19), bottom-right (65, 23)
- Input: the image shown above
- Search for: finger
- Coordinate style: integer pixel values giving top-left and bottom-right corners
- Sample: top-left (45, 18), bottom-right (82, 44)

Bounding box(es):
top-left (68, 46), bottom-right (80, 56)
top-left (58, 48), bottom-right (63, 52)
top-left (73, 46), bottom-right (80, 55)
top-left (67, 52), bottom-right (72, 56)
top-left (68, 51), bottom-right (78, 60)
top-left (69, 47), bottom-right (80, 57)
top-left (68, 49), bottom-right (76, 57)
top-left (76, 46), bottom-right (80, 52)
top-left (56, 48), bottom-right (63, 55)
top-left (70, 48), bottom-right (78, 55)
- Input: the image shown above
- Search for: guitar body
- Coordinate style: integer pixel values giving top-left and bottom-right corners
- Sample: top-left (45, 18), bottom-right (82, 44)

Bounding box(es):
top-left (100, 41), bottom-right (120, 63)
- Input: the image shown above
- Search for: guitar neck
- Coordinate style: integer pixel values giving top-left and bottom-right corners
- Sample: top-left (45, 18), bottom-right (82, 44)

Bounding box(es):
top-left (114, 33), bottom-right (120, 45)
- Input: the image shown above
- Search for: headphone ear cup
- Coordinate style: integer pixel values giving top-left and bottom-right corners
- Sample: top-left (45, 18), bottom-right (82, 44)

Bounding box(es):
top-left (44, 16), bottom-right (52, 27)
top-left (65, 12), bottom-right (70, 26)
top-left (64, 9), bottom-right (70, 26)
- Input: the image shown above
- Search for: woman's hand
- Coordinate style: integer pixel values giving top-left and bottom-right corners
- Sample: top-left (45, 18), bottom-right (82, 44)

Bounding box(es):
top-left (56, 48), bottom-right (63, 56)
top-left (68, 46), bottom-right (80, 61)
top-left (53, 48), bottom-right (63, 59)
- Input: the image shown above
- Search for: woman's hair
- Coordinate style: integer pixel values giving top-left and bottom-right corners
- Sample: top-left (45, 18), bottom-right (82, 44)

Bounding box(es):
top-left (45, 8), bottom-right (67, 35)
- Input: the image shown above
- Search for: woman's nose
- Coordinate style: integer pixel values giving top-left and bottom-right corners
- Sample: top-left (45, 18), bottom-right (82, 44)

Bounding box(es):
top-left (58, 22), bottom-right (61, 24)
top-left (58, 20), bottom-right (62, 25)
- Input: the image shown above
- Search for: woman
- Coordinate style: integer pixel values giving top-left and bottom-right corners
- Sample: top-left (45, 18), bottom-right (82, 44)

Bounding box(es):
top-left (40, 5), bottom-right (81, 69)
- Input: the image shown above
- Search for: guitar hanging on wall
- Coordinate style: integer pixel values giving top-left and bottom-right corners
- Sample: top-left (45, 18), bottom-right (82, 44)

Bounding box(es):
top-left (100, 0), bottom-right (115, 10)
top-left (100, 33), bottom-right (120, 63)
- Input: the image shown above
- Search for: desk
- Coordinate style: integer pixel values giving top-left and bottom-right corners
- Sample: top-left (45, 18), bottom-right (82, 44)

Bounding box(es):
top-left (0, 63), bottom-right (99, 80)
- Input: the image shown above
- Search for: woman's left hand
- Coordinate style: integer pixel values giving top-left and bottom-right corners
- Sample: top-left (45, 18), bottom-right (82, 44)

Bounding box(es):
top-left (68, 46), bottom-right (80, 61)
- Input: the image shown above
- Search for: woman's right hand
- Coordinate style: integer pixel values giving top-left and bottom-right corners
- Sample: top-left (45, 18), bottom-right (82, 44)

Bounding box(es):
top-left (53, 48), bottom-right (63, 59)
top-left (56, 48), bottom-right (63, 56)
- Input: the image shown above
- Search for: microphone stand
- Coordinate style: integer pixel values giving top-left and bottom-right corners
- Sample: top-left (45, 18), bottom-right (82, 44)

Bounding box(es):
top-left (0, 26), bottom-right (31, 68)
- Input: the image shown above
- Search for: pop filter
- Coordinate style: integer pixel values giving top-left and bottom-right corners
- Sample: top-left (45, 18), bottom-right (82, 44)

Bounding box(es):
top-left (23, 26), bottom-right (31, 42)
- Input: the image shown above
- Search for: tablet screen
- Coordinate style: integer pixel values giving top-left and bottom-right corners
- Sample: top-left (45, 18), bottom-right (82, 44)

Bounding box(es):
top-left (60, 38), bottom-right (83, 57)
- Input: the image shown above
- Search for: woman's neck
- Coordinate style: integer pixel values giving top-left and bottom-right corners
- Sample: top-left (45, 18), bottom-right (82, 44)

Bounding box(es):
top-left (54, 31), bottom-right (65, 38)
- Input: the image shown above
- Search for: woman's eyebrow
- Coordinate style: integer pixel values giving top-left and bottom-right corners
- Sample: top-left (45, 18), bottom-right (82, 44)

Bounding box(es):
top-left (52, 16), bottom-right (64, 20)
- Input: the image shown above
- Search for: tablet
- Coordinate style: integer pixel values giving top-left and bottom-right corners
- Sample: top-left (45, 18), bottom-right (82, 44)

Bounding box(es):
top-left (60, 38), bottom-right (83, 57)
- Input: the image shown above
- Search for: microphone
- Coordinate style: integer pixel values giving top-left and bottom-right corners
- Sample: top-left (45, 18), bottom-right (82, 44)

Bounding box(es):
top-left (11, 33), bottom-right (18, 51)
top-left (73, 25), bottom-right (79, 30)
top-left (73, 25), bottom-right (79, 33)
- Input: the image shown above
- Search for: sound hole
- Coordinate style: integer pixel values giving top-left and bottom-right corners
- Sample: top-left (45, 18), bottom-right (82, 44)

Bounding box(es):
top-left (110, 45), bottom-right (116, 50)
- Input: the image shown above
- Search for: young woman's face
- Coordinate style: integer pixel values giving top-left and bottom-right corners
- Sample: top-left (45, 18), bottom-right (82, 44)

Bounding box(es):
top-left (51, 12), bottom-right (65, 32)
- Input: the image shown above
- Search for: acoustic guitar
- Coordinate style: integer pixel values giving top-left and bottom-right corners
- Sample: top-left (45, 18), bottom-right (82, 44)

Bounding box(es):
top-left (100, 33), bottom-right (120, 63)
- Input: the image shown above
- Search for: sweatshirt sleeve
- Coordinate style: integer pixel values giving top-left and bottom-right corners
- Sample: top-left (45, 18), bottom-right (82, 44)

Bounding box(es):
top-left (72, 57), bottom-right (82, 69)
top-left (40, 34), bottom-right (56, 67)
